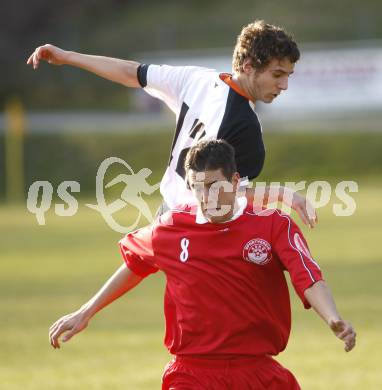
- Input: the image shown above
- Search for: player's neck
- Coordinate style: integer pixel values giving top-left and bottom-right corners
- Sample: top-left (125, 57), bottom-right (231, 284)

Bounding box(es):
top-left (232, 73), bottom-right (256, 105)
top-left (221, 73), bottom-right (254, 103)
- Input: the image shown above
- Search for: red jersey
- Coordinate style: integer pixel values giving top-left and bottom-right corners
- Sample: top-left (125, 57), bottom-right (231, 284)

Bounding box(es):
top-left (119, 203), bottom-right (322, 358)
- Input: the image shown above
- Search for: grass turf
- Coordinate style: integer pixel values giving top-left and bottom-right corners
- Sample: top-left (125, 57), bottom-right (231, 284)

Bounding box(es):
top-left (0, 184), bottom-right (381, 389)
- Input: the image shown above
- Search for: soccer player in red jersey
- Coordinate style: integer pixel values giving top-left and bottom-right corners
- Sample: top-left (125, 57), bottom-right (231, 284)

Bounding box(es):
top-left (49, 140), bottom-right (356, 389)
top-left (27, 20), bottom-right (317, 228)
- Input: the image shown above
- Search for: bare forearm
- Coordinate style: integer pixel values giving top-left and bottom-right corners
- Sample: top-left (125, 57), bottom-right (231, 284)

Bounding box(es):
top-left (245, 185), bottom-right (316, 228)
top-left (246, 185), bottom-right (285, 206)
top-left (263, 185), bottom-right (295, 205)
top-left (304, 280), bottom-right (341, 324)
top-left (304, 280), bottom-right (356, 352)
top-left (49, 264), bottom-right (143, 348)
top-left (80, 264), bottom-right (143, 320)
top-left (65, 51), bottom-right (141, 87)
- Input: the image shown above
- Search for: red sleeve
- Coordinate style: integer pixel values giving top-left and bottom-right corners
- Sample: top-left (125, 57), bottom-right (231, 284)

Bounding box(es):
top-left (272, 211), bottom-right (323, 309)
top-left (119, 225), bottom-right (159, 278)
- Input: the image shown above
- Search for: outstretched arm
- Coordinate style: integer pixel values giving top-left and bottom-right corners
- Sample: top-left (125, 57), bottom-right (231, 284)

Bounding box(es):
top-left (27, 44), bottom-right (141, 87)
top-left (246, 185), bottom-right (317, 228)
top-left (49, 264), bottom-right (143, 349)
top-left (304, 280), bottom-right (356, 352)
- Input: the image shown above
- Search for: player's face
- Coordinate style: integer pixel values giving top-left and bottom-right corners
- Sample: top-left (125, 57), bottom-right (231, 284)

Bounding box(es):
top-left (187, 169), bottom-right (240, 224)
top-left (244, 58), bottom-right (295, 103)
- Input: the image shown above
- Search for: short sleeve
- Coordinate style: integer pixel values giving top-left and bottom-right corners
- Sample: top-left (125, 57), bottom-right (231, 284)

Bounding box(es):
top-left (119, 225), bottom-right (159, 278)
top-left (272, 211), bottom-right (323, 309)
top-left (140, 64), bottom-right (203, 113)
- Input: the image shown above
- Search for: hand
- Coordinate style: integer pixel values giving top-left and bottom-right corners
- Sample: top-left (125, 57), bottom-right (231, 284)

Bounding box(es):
top-left (49, 309), bottom-right (91, 349)
top-left (27, 44), bottom-right (69, 69)
top-left (289, 190), bottom-right (317, 229)
top-left (329, 319), bottom-right (356, 352)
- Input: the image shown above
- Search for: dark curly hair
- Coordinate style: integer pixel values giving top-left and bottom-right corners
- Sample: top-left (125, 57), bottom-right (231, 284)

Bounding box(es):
top-left (232, 20), bottom-right (300, 73)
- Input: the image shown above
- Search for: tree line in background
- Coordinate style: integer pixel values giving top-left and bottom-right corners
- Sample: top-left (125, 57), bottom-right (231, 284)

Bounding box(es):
top-left (1, 0), bottom-right (381, 109)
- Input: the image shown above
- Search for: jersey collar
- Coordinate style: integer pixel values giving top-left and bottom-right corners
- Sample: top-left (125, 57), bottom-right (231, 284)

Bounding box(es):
top-left (219, 73), bottom-right (253, 101)
top-left (195, 196), bottom-right (248, 224)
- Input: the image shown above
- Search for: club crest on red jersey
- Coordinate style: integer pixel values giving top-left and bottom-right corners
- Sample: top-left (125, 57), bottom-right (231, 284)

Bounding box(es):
top-left (243, 238), bottom-right (272, 265)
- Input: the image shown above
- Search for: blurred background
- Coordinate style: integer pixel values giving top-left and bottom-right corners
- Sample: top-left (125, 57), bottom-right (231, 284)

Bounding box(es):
top-left (1, 1), bottom-right (381, 389)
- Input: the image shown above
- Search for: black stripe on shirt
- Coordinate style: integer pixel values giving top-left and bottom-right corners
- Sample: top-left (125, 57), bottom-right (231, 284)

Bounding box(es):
top-left (217, 89), bottom-right (265, 180)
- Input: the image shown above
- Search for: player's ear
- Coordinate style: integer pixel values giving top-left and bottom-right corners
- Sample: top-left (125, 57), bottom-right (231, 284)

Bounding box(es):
top-left (242, 58), bottom-right (254, 75)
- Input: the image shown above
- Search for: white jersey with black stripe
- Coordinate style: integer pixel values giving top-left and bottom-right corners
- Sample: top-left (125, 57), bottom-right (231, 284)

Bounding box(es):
top-left (138, 64), bottom-right (265, 208)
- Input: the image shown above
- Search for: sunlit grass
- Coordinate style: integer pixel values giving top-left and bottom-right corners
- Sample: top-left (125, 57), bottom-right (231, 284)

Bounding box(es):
top-left (0, 185), bottom-right (381, 389)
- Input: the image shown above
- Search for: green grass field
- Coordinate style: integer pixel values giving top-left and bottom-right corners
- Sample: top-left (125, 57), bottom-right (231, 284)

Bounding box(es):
top-left (1, 184), bottom-right (381, 389)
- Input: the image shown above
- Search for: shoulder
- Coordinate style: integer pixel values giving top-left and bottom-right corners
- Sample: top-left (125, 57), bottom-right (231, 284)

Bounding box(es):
top-left (143, 64), bottom-right (218, 92)
top-left (157, 203), bottom-right (196, 227)
top-left (267, 209), bottom-right (301, 238)
top-left (271, 209), bottom-right (296, 226)
top-left (244, 206), bottom-right (295, 227)
top-left (147, 64), bottom-right (215, 79)
top-left (218, 93), bottom-right (261, 138)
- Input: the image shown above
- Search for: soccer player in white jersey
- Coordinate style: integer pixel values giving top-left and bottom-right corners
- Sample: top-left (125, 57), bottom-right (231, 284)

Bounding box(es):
top-left (48, 139), bottom-right (356, 389)
top-left (27, 20), bottom-right (316, 227)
